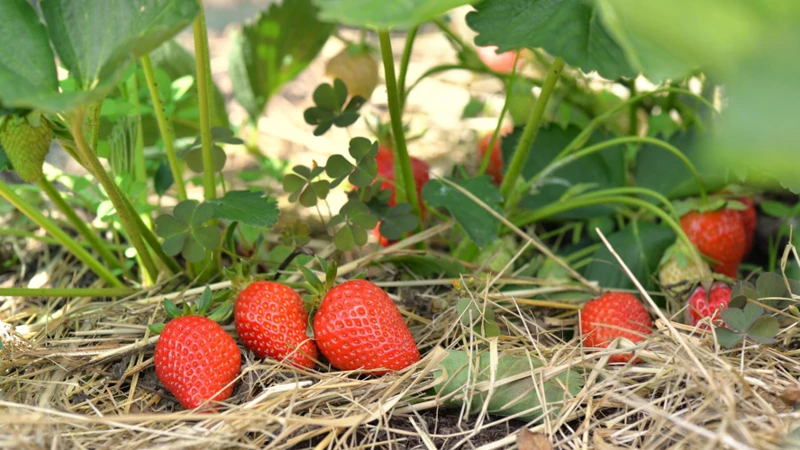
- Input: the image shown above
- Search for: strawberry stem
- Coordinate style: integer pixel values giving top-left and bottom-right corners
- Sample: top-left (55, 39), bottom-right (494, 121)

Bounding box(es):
top-left (378, 30), bottom-right (422, 226)
top-left (478, 52), bottom-right (520, 178)
top-left (398, 26), bottom-right (419, 110)
top-left (500, 57), bottom-right (566, 205)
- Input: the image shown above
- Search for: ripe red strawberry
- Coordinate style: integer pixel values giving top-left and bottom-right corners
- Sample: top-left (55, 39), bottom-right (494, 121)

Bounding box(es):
top-left (313, 279), bottom-right (420, 374)
top-left (580, 292), bottom-right (653, 363)
top-left (476, 45), bottom-right (519, 74)
top-left (234, 281), bottom-right (318, 369)
top-left (372, 145), bottom-right (429, 246)
top-left (154, 315), bottom-right (241, 409)
top-left (477, 127), bottom-right (512, 185)
top-left (680, 208), bottom-right (746, 278)
top-left (686, 282), bottom-right (732, 328)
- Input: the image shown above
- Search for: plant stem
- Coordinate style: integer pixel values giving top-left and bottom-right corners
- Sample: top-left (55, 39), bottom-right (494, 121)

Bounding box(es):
top-left (70, 108), bottom-right (159, 281)
top-left (0, 287), bottom-right (135, 297)
top-left (378, 30), bottom-right (421, 221)
top-left (192, 5), bottom-right (217, 202)
top-left (125, 70), bottom-right (148, 184)
top-left (499, 57), bottom-right (565, 204)
top-left (38, 177), bottom-right (124, 273)
top-left (398, 26), bottom-right (418, 110)
top-left (627, 79), bottom-right (638, 136)
top-left (141, 54), bottom-right (188, 201)
top-left (0, 180), bottom-right (123, 287)
top-left (478, 53), bottom-right (520, 177)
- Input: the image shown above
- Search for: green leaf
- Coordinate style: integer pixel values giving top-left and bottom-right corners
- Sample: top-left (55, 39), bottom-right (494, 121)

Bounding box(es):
top-left (161, 233), bottom-right (187, 256)
top-left (154, 160), bottom-right (174, 196)
top-left (325, 154), bottom-right (355, 178)
top-left (228, 0), bottom-right (334, 122)
top-left (197, 286), bottom-right (212, 315)
top-left (508, 125), bottom-right (626, 218)
top-left (163, 299), bottom-right (182, 319)
top-left (191, 203), bottom-right (215, 227)
top-left (283, 173), bottom-right (307, 193)
top-left (314, 0), bottom-right (478, 29)
top-left (633, 130), bottom-right (729, 199)
top-left (466, 0), bottom-right (634, 80)
top-left (381, 254), bottom-right (466, 278)
top-left (334, 225), bottom-right (356, 251)
top-left (742, 302), bottom-right (765, 328)
top-left (43, 0), bottom-right (198, 89)
top-left (185, 145), bottom-right (226, 173)
top-left (431, 349), bottom-right (583, 422)
top-left (193, 226), bottom-right (222, 251)
top-left (746, 316), bottom-right (779, 344)
top-left (182, 235), bottom-right (207, 263)
top-left (372, 203), bottom-right (419, 241)
top-left (714, 327), bottom-right (743, 348)
top-left (756, 272), bottom-right (788, 305)
top-left (207, 190), bottom-right (280, 228)
top-left (731, 280), bottom-right (758, 302)
top-left (422, 176), bottom-right (502, 248)
top-left (759, 201), bottom-right (793, 219)
top-left (313, 82), bottom-right (343, 111)
top-left (584, 221), bottom-right (675, 290)
top-left (154, 214), bottom-right (185, 238)
top-left (720, 307), bottom-right (748, 333)
top-left (0, 0), bottom-right (59, 109)
top-left (456, 297), bottom-right (501, 338)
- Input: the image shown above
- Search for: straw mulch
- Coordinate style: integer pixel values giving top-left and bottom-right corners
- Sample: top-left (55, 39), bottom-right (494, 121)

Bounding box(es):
top-left (2, 230), bottom-right (800, 450)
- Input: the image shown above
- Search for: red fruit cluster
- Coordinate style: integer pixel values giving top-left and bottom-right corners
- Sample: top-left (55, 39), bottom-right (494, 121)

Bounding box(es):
top-left (686, 282), bottom-right (732, 328)
top-left (154, 316), bottom-right (241, 410)
top-left (313, 279), bottom-right (421, 374)
top-left (580, 292), bottom-right (653, 363)
top-left (234, 281), bottom-right (318, 369)
top-left (477, 127), bottom-right (512, 185)
top-left (372, 145), bottom-right (430, 246)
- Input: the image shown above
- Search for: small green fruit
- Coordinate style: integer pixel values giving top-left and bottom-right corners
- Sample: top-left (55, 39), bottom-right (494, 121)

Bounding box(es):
top-left (0, 113), bottom-right (53, 183)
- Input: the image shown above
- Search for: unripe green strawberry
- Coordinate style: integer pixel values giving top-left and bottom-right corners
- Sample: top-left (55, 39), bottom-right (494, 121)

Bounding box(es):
top-left (658, 242), bottom-right (710, 288)
top-left (0, 114), bottom-right (53, 183)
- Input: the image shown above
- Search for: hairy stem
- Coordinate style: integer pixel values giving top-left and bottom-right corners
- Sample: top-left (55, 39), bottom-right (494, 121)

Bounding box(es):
top-left (71, 108), bottom-right (159, 281)
top-left (193, 4), bottom-right (217, 202)
top-left (398, 26), bottom-right (419, 110)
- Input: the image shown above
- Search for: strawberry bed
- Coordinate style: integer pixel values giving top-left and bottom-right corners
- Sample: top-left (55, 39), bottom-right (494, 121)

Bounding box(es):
top-left (2, 1), bottom-right (800, 449)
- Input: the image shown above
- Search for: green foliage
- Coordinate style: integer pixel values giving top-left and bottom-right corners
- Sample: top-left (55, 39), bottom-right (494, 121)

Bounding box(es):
top-left (503, 125), bottom-right (626, 219)
top-left (466, 0), bottom-right (634, 80)
top-left (457, 297), bottom-right (501, 338)
top-left (0, 0), bottom-right (199, 113)
top-left (283, 165), bottom-right (329, 207)
top-left (229, 0), bottom-right (335, 123)
top-left (182, 126), bottom-right (243, 173)
top-left (206, 190), bottom-right (280, 228)
top-left (584, 221), bottom-right (675, 291)
top-left (380, 254), bottom-right (466, 278)
top-left (715, 274), bottom-right (791, 348)
top-left (303, 79), bottom-right (366, 136)
top-left (431, 349), bottom-right (583, 422)
top-left (313, 0), bottom-right (478, 29)
top-left (329, 199), bottom-right (378, 251)
top-left (422, 176), bottom-right (502, 248)
top-left (155, 200), bottom-right (222, 263)
top-left (325, 137), bottom-right (379, 188)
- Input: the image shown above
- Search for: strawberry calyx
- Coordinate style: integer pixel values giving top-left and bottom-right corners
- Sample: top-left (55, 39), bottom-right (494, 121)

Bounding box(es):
top-left (149, 286), bottom-right (232, 335)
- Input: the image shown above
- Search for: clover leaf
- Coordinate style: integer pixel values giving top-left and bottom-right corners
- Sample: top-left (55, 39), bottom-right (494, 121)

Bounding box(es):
top-left (282, 165), bottom-right (330, 207)
top-left (303, 79), bottom-right (366, 136)
top-left (155, 200), bottom-right (222, 263)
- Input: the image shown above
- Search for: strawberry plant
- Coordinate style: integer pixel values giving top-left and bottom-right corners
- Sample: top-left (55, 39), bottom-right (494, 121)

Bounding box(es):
top-left (3, 0), bottom-right (800, 448)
